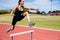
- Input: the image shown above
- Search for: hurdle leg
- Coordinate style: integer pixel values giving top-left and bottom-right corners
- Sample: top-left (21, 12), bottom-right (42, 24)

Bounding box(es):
top-left (29, 26), bottom-right (33, 40)
top-left (30, 32), bottom-right (33, 40)
top-left (11, 36), bottom-right (14, 40)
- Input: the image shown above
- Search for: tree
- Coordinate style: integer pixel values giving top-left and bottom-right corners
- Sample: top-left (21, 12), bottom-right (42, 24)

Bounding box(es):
top-left (41, 11), bottom-right (46, 15)
top-left (0, 10), bottom-right (9, 14)
top-left (36, 9), bottom-right (40, 14)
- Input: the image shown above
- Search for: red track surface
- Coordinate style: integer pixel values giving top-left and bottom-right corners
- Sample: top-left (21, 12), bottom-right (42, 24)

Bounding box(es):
top-left (0, 23), bottom-right (60, 40)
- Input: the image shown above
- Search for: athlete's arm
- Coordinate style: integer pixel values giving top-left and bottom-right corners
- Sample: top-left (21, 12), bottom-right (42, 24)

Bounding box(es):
top-left (25, 8), bottom-right (38, 10)
top-left (10, 5), bottom-right (18, 16)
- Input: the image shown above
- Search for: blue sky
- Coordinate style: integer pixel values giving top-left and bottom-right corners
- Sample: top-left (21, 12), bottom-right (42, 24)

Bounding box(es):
top-left (0, 0), bottom-right (60, 12)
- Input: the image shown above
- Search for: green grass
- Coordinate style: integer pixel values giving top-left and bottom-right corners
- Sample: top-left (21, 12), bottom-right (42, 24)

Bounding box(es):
top-left (0, 14), bottom-right (60, 30)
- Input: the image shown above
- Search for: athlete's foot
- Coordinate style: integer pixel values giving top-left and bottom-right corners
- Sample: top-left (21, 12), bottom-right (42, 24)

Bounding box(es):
top-left (6, 28), bottom-right (11, 33)
top-left (29, 22), bottom-right (35, 27)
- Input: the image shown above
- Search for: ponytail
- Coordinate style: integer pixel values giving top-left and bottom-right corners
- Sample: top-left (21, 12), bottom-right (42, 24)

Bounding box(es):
top-left (18, 0), bottom-right (21, 5)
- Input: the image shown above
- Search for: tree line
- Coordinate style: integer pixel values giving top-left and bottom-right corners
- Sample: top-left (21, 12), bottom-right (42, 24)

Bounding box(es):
top-left (0, 9), bottom-right (60, 15)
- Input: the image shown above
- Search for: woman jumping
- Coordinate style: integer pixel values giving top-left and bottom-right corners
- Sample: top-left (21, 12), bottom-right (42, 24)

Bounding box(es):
top-left (6, 0), bottom-right (38, 33)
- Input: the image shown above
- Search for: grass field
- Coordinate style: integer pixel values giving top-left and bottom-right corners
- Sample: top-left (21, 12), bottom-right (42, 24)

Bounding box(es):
top-left (0, 14), bottom-right (60, 30)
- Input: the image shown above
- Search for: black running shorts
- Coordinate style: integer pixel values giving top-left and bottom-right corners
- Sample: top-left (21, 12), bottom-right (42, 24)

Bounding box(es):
top-left (12, 8), bottom-right (28, 25)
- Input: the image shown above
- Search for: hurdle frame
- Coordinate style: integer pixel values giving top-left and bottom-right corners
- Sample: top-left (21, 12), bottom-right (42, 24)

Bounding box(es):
top-left (10, 30), bottom-right (34, 40)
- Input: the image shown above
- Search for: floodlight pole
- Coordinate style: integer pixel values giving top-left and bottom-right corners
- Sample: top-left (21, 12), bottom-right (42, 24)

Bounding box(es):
top-left (51, 0), bottom-right (52, 12)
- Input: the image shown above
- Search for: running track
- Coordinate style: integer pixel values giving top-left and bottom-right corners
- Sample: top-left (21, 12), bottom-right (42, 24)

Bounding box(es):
top-left (0, 23), bottom-right (60, 40)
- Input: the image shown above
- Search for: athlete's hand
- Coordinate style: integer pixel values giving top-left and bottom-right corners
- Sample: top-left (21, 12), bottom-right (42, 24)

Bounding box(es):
top-left (36, 9), bottom-right (39, 11)
top-left (10, 14), bottom-right (13, 16)
top-left (36, 9), bottom-right (39, 10)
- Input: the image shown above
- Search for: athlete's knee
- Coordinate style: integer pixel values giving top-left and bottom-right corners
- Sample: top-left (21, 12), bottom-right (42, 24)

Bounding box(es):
top-left (24, 12), bottom-right (29, 15)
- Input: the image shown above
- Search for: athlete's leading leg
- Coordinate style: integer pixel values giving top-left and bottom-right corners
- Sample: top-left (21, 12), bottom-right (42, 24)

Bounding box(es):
top-left (23, 12), bottom-right (35, 27)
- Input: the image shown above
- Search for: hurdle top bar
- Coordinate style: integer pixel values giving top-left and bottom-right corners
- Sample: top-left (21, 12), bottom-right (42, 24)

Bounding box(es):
top-left (10, 30), bottom-right (34, 37)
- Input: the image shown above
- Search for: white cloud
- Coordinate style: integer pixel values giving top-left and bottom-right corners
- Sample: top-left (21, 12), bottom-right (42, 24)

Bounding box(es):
top-left (0, 0), bottom-right (18, 9)
top-left (24, 0), bottom-right (60, 12)
top-left (24, 0), bottom-right (51, 12)
top-left (0, 0), bottom-right (60, 13)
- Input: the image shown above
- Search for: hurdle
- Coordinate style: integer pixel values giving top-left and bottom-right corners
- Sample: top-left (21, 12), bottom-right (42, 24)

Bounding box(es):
top-left (10, 30), bottom-right (34, 40)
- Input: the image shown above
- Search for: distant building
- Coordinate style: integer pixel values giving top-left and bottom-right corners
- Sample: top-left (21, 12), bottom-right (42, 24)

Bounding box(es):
top-left (48, 10), bottom-right (60, 16)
